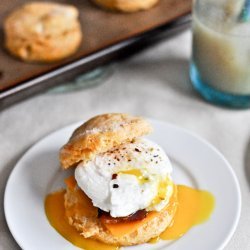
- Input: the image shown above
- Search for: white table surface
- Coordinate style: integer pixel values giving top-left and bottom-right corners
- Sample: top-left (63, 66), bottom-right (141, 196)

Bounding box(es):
top-left (1, 30), bottom-right (250, 250)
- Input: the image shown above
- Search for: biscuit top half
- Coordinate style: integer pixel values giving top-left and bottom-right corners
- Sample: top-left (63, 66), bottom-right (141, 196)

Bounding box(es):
top-left (5, 2), bottom-right (79, 39)
top-left (60, 113), bottom-right (153, 169)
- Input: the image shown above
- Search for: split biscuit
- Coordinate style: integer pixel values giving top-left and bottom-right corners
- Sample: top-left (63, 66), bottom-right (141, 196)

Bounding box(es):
top-left (60, 113), bottom-right (153, 169)
top-left (4, 2), bottom-right (82, 62)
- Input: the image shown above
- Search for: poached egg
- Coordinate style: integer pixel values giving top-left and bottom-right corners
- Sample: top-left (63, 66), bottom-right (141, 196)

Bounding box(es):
top-left (75, 138), bottom-right (173, 217)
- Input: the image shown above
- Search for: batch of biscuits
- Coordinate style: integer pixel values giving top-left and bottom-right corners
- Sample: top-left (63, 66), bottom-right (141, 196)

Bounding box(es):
top-left (3, 0), bottom-right (159, 63)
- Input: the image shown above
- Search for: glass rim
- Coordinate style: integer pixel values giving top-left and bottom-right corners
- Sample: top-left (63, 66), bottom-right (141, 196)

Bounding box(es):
top-left (193, 12), bottom-right (250, 39)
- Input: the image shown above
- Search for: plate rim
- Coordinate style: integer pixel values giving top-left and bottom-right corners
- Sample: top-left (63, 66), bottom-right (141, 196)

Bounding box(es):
top-left (4, 119), bottom-right (242, 250)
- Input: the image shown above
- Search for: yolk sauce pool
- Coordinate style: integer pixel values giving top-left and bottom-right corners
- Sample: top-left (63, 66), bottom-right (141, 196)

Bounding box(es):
top-left (151, 185), bottom-right (215, 242)
top-left (45, 190), bottom-right (119, 250)
top-left (45, 185), bottom-right (215, 250)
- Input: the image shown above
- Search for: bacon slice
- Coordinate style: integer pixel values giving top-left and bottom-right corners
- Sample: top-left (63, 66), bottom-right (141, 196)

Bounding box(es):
top-left (99, 209), bottom-right (148, 224)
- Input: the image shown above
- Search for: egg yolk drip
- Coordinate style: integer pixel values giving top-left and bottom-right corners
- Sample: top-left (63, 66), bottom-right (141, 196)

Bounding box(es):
top-left (117, 169), bottom-right (172, 209)
top-left (117, 169), bottom-right (149, 184)
top-left (45, 180), bottom-right (214, 249)
top-left (150, 185), bottom-right (215, 242)
top-left (45, 190), bottom-right (119, 250)
top-left (150, 179), bottom-right (172, 207)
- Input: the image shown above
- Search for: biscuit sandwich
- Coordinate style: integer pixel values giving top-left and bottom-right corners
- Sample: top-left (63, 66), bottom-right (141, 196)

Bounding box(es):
top-left (60, 113), bottom-right (178, 246)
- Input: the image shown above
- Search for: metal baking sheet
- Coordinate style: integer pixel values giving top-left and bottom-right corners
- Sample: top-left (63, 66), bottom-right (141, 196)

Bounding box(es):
top-left (0, 0), bottom-right (191, 109)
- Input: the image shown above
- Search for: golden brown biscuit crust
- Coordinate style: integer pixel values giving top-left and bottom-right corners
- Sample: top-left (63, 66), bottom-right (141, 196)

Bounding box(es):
top-left (60, 113), bottom-right (152, 169)
top-left (64, 182), bottom-right (178, 246)
top-left (92, 0), bottom-right (159, 12)
top-left (4, 2), bottom-right (82, 62)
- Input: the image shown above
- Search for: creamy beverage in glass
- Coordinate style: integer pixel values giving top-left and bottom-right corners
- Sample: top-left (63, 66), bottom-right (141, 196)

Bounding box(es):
top-left (190, 0), bottom-right (250, 107)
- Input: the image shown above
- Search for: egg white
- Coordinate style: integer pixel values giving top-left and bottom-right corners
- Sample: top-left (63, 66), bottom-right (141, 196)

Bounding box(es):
top-left (75, 138), bottom-right (173, 217)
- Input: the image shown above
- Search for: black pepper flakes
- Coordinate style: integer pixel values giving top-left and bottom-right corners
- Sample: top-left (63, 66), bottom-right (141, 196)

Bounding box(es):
top-left (113, 184), bottom-right (119, 188)
top-left (135, 148), bottom-right (141, 152)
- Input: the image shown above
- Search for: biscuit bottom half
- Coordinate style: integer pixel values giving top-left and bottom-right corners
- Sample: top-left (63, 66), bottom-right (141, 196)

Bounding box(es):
top-left (64, 176), bottom-right (178, 246)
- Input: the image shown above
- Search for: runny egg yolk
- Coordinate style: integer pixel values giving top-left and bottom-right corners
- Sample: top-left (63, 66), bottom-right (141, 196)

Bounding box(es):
top-left (45, 184), bottom-right (215, 250)
top-left (117, 169), bottom-right (149, 184)
top-left (117, 169), bottom-right (172, 208)
top-left (45, 190), bottom-right (119, 250)
top-left (150, 185), bottom-right (215, 242)
top-left (150, 179), bottom-right (171, 207)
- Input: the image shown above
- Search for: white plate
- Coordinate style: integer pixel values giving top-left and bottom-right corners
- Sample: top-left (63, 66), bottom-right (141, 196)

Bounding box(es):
top-left (4, 120), bottom-right (241, 250)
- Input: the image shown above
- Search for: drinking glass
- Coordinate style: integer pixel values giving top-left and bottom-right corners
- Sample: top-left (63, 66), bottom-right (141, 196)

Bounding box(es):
top-left (190, 0), bottom-right (250, 108)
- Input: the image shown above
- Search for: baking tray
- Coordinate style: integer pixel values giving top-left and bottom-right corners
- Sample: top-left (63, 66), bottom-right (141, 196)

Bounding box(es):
top-left (0, 0), bottom-right (192, 109)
